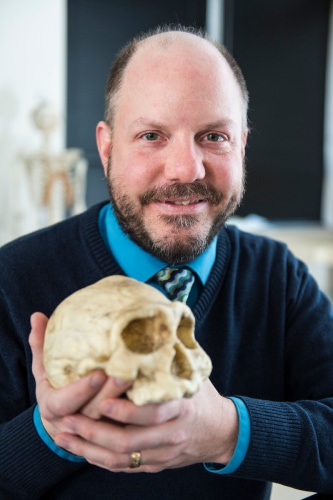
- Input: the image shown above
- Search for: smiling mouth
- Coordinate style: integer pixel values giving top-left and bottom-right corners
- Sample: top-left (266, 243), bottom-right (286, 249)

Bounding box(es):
top-left (141, 182), bottom-right (223, 206)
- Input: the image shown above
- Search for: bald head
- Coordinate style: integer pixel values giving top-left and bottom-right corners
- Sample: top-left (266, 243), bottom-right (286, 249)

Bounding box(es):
top-left (104, 26), bottom-right (249, 131)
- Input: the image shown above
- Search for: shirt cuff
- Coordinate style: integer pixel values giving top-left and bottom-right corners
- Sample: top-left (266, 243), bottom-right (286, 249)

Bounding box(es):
top-left (33, 405), bottom-right (86, 463)
top-left (203, 396), bottom-right (250, 475)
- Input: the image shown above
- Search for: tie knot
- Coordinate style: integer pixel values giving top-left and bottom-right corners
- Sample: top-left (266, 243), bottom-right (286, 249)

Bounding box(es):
top-left (155, 267), bottom-right (195, 303)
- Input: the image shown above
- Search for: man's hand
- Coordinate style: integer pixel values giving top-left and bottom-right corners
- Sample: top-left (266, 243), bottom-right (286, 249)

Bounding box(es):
top-left (51, 381), bottom-right (238, 473)
top-left (29, 312), bottom-right (238, 472)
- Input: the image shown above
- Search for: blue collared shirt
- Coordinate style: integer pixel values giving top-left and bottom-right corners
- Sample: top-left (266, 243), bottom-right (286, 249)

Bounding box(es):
top-left (98, 203), bottom-right (216, 308)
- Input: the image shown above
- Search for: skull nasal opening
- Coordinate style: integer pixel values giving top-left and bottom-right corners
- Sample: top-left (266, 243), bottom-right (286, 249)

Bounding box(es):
top-left (121, 316), bottom-right (172, 354)
top-left (176, 315), bottom-right (196, 349)
top-left (171, 315), bottom-right (197, 381)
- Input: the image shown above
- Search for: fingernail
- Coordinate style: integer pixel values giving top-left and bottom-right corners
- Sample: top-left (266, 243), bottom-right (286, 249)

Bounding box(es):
top-left (114, 377), bottom-right (131, 387)
top-left (89, 371), bottom-right (106, 388)
top-left (30, 313), bottom-right (36, 329)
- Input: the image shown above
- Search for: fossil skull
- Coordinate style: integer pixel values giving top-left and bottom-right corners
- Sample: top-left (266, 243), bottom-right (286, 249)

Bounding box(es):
top-left (43, 276), bottom-right (212, 405)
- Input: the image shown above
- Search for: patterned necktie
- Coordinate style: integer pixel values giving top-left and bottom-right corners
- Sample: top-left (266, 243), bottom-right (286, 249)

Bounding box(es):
top-left (155, 267), bottom-right (195, 304)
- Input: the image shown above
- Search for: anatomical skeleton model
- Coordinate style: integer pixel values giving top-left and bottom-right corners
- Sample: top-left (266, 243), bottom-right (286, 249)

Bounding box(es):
top-left (21, 102), bottom-right (88, 228)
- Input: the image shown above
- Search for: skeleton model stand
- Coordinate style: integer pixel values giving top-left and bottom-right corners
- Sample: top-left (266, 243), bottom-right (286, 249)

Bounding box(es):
top-left (22, 102), bottom-right (88, 228)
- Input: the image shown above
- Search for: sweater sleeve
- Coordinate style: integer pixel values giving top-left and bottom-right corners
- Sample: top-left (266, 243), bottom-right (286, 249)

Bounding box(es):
top-left (0, 406), bottom-right (85, 499)
top-left (0, 275), bottom-right (87, 498)
top-left (0, 205), bottom-right (110, 498)
top-left (232, 254), bottom-right (333, 493)
top-left (235, 396), bottom-right (333, 492)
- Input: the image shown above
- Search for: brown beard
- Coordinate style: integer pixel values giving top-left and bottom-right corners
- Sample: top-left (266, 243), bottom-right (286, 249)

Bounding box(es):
top-left (106, 160), bottom-right (244, 264)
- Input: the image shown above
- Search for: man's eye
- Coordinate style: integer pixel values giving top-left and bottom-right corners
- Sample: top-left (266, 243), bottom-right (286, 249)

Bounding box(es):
top-left (142, 132), bottom-right (159, 141)
top-left (205, 133), bottom-right (224, 142)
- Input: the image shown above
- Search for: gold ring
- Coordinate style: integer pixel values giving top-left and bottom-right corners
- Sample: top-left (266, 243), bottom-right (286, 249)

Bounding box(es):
top-left (130, 451), bottom-right (141, 468)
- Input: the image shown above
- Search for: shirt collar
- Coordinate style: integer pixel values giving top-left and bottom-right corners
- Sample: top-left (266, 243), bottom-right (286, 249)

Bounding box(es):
top-left (99, 203), bottom-right (217, 285)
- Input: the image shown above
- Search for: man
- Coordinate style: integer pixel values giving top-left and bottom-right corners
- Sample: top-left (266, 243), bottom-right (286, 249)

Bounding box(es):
top-left (1, 25), bottom-right (332, 499)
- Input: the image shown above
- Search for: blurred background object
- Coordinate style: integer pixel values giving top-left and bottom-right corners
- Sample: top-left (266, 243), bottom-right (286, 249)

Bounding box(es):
top-left (0, 0), bottom-right (67, 243)
top-left (20, 102), bottom-right (87, 231)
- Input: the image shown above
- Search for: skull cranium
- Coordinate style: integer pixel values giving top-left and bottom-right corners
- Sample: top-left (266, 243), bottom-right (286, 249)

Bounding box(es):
top-left (43, 276), bottom-right (212, 405)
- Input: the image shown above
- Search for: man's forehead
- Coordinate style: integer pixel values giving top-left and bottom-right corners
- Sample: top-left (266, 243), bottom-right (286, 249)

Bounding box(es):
top-left (112, 31), bottom-right (245, 131)
top-left (128, 31), bottom-right (226, 71)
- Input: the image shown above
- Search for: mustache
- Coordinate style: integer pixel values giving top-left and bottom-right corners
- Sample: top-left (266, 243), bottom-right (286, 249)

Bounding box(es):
top-left (140, 182), bottom-right (223, 205)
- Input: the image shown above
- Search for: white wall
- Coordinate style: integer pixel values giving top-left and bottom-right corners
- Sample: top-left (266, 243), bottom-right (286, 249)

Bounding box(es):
top-left (0, 0), bottom-right (67, 244)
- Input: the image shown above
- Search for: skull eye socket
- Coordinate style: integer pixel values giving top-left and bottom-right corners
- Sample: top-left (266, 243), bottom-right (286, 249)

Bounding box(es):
top-left (177, 315), bottom-right (197, 349)
top-left (121, 317), bottom-right (171, 354)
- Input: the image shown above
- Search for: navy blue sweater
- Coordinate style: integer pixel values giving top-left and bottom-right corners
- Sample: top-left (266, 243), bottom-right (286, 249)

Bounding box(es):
top-left (1, 202), bottom-right (333, 499)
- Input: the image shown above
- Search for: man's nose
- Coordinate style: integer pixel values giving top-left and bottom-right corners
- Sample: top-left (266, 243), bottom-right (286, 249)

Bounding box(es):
top-left (164, 139), bottom-right (205, 183)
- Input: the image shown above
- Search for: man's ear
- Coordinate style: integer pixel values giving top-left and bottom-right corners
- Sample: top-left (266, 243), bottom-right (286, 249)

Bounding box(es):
top-left (96, 121), bottom-right (112, 176)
